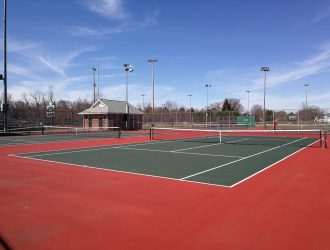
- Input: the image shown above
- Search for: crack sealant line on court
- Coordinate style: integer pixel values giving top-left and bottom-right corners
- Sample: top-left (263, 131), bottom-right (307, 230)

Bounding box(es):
top-left (180, 137), bottom-right (307, 180)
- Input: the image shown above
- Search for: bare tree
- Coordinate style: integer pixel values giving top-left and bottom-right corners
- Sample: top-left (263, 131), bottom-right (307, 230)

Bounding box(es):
top-left (162, 100), bottom-right (179, 111)
top-left (228, 98), bottom-right (243, 113)
top-left (251, 104), bottom-right (263, 121)
top-left (209, 102), bottom-right (223, 111)
top-left (47, 86), bottom-right (55, 104)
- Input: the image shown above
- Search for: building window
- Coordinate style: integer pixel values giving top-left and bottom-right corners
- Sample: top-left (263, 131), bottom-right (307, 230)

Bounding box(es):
top-left (88, 118), bottom-right (92, 128)
top-left (99, 118), bottom-right (103, 128)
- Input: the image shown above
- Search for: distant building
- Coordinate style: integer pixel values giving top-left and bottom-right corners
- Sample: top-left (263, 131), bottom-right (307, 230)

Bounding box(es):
top-left (78, 99), bottom-right (143, 130)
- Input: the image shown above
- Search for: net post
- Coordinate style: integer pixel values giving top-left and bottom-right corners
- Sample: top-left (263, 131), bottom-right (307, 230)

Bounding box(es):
top-left (324, 131), bottom-right (327, 149)
top-left (219, 130), bottom-right (222, 143)
top-left (320, 130), bottom-right (322, 147)
top-left (149, 127), bottom-right (152, 140)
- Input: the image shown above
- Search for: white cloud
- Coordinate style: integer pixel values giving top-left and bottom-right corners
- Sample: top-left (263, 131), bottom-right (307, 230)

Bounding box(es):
top-left (251, 46), bottom-right (330, 90)
top-left (7, 40), bottom-right (41, 53)
top-left (312, 7), bottom-right (330, 23)
top-left (70, 8), bottom-right (159, 37)
top-left (86, 0), bottom-right (128, 20)
top-left (8, 64), bottom-right (42, 80)
top-left (37, 47), bottom-right (95, 77)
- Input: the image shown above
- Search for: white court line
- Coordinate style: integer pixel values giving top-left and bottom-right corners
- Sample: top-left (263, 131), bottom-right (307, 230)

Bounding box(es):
top-left (225, 138), bottom-right (251, 144)
top-left (11, 154), bottom-right (230, 188)
top-left (172, 142), bottom-right (223, 152)
top-left (16, 145), bottom-right (242, 159)
top-left (13, 135), bottom-right (235, 158)
top-left (229, 139), bottom-right (319, 188)
top-left (180, 137), bottom-right (307, 180)
top-left (114, 147), bottom-right (243, 158)
top-left (10, 137), bottom-right (318, 189)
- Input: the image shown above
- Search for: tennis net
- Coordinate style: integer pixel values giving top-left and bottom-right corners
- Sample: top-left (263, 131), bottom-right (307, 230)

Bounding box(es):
top-left (150, 127), bottom-right (326, 148)
top-left (4, 126), bottom-right (44, 135)
top-left (42, 126), bottom-right (121, 138)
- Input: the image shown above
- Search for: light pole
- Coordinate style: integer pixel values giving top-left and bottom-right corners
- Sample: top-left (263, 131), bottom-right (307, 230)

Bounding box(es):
top-left (304, 84), bottom-right (309, 108)
top-left (123, 64), bottom-right (133, 130)
top-left (148, 59), bottom-right (157, 126)
top-left (2, 0), bottom-right (8, 133)
top-left (245, 90), bottom-right (251, 114)
top-left (141, 94), bottom-right (145, 112)
top-left (260, 66), bottom-right (270, 129)
top-left (92, 67), bottom-right (96, 103)
top-left (246, 90), bottom-right (251, 127)
top-left (97, 60), bottom-right (100, 99)
top-left (188, 94), bottom-right (192, 123)
top-left (205, 84), bottom-right (212, 125)
top-left (304, 83), bottom-right (309, 123)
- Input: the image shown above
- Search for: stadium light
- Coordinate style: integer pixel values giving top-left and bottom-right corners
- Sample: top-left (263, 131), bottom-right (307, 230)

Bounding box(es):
top-left (205, 84), bottom-right (212, 125)
top-left (246, 90), bottom-right (252, 128)
top-left (141, 94), bottom-right (145, 112)
top-left (245, 90), bottom-right (251, 114)
top-left (188, 94), bottom-right (192, 123)
top-left (92, 67), bottom-right (96, 103)
top-left (260, 66), bottom-right (270, 128)
top-left (304, 83), bottom-right (309, 123)
top-left (123, 64), bottom-right (133, 130)
top-left (148, 59), bottom-right (157, 125)
top-left (304, 84), bottom-right (309, 108)
top-left (2, 0), bottom-right (8, 133)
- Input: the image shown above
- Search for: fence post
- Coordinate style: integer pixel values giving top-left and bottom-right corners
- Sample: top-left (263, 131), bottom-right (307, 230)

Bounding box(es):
top-left (229, 111), bottom-right (231, 129)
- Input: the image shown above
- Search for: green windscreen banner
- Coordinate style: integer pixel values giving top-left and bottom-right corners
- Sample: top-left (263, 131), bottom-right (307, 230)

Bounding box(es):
top-left (237, 116), bottom-right (256, 127)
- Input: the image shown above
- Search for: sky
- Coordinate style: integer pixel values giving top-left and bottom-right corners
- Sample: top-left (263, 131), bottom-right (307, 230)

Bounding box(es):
top-left (1, 0), bottom-right (330, 111)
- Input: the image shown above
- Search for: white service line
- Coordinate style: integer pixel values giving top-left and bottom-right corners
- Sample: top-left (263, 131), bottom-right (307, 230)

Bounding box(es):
top-left (114, 147), bottom-right (243, 158)
top-left (172, 142), bottom-right (223, 152)
top-left (180, 137), bottom-right (307, 180)
top-left (11, 154), bottom-right (230, 188)
top-left (229, 139), bottom-right (319, 187)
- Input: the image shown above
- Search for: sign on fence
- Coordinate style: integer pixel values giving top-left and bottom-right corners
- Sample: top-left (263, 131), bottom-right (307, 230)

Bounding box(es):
top-left (237, 116), bottom-right (256, 127)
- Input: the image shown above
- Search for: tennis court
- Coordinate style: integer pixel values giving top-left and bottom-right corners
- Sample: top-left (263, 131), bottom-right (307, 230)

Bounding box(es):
top-left (12, 128), bottom-right (325, 187)
top-left (0, 126), bottom-right (133, 146)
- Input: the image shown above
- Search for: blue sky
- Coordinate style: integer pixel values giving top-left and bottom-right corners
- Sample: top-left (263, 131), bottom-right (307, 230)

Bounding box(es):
top-left (2, 0), bottom-right (330, 110)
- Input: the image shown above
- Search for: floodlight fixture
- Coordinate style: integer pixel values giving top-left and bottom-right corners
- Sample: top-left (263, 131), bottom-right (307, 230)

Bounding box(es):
top-left (123, 64), bottom-right (133, 129)
top-left (92, 67), bottom-right (97, 103)
top-left (260, 66), bottom-right (270, 128)
top-left (148, 59), bottom-right (157, 125)
top-left (304, 83), bottom-right (309, 109)
top-left (205, 84), bottom-right (212, 125)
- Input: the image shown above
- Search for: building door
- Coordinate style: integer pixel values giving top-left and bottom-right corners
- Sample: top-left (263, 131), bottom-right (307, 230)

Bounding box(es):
top-left (99, 118), bottom-right (103, 128)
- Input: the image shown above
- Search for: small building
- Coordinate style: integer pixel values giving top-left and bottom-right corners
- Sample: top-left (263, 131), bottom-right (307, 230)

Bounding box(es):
top-left (78, 99), bottom-right (144, 130)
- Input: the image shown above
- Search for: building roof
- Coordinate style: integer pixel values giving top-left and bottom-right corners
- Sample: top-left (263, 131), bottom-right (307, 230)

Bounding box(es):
top-left (78, 99), bottom-right (144, 115)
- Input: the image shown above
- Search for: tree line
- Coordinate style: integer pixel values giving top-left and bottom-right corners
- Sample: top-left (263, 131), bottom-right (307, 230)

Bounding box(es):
top-left (1, 88), bottom-right (327, 126)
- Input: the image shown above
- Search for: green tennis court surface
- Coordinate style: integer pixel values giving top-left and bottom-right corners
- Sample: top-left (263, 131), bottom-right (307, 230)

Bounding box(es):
top-left (0, 130), bottom-right (143, 146)
top-left (14, 134), bottom-right (320, 187)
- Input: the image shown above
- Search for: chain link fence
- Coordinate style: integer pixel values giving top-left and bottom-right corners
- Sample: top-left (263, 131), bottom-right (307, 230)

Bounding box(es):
top-left (1, 107), bottom-right (329, 132)
top-left (142, 108), bottom-right (330, 130)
